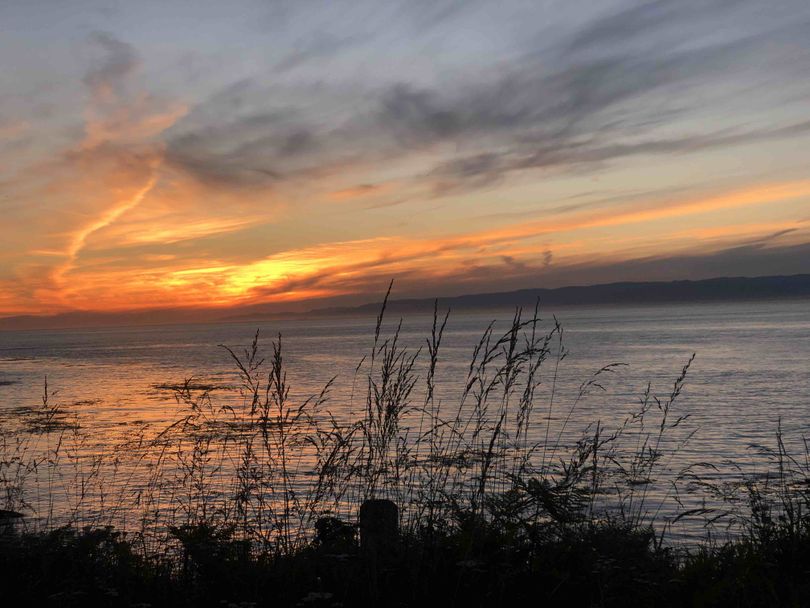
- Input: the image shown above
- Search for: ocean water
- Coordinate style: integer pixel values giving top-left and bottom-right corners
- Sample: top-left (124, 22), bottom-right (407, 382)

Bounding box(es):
top-left (1, 298), bottom-right (809, 540)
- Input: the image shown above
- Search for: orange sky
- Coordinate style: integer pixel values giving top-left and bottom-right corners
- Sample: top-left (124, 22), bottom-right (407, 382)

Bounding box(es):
top-left (2, 1), bottom-right (810, 318)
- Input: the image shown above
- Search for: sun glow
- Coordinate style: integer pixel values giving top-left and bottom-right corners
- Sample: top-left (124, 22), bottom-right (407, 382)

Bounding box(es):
top-left (2, 13), bottom-right (810, 320)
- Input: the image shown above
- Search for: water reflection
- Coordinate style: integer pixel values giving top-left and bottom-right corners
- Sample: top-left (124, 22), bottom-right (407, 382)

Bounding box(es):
top-left (0, 299), bottom-right (809, 542)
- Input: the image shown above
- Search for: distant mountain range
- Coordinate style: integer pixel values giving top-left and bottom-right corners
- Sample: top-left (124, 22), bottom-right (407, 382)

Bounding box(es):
top-left (244, 273), bottom-right (810, 320)
top-left (2, 274), bottom-right (809, 331)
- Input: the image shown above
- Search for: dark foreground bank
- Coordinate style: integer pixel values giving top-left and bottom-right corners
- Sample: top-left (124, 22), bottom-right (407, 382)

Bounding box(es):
top-left (3, 299), bottom-right (810, 607)
top-left (3, 510), bottom-right (810, 608)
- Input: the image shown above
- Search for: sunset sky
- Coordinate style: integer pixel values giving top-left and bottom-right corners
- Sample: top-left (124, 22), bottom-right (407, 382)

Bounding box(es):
top-left (2, 0), bottom-right (810, 317)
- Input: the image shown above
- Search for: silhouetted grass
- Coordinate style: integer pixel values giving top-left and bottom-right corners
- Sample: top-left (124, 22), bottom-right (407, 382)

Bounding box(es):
top-left (2, 293), bottom-right (810, 606)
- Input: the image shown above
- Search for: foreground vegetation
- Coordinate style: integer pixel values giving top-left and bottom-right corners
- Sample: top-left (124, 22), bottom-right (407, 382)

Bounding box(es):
top-left (2, 289), bottom-right (810, 606)
top-left (2, 511), bottom-right (810, 607)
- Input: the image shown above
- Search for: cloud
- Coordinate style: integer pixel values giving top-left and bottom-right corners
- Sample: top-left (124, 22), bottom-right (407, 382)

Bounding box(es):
top-left (83, 31), bottom-right (140, 102)
top-left (125, 179), bottom-right (807, 309)
top-left (160, 0), bottom-right (810, 197)
top-left (430, 121), bottom-right (810, 194)
top-left (328, 183), bottom-right (387, 201)
top-left (559, 240), bottom-right (810, 287)
top-left (274, 31), bottom-right (364, 73)
top-left (219, 232), bottom-right (810, 309)
top-left (82, 32), bottom-right (187, 148)
top-left (564, 0), bottom-right (739, 57)
top-left (0, 118), bottom-right (30, 139)
top-left (3, 1), bottom-right (810, 316)
top-left (164, 106), bottom-right (325, 188)
top-left (0, 32), bottom-right (189, 311)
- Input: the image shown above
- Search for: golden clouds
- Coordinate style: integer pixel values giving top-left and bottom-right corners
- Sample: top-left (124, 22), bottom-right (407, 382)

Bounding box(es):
top-left (3, 158), bottom-right (809, 315)
top-left (65, 178), bottom-right (801, 310)
top-left (0, 119), bottom-right (30, 139)
top-left (328, 183), bottom-right (389, 201)
top-left (3, 144), bottom-right (809, 315)
top-left (0, 33), bottom-right (190, 313)
top-left (2, 32), bottom-right (810, 316)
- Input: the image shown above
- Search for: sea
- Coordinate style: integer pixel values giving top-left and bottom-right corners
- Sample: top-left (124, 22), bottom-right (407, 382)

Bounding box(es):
top-left (1, 298), bottom-right (809, 542)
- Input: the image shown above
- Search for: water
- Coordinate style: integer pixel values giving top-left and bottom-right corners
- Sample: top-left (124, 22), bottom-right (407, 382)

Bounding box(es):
top-left (1, 299), bottom-right (809, 540)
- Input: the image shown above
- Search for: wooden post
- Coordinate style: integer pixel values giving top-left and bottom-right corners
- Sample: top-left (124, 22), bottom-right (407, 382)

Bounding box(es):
top-left (360, 499), bottom-right (398, 601)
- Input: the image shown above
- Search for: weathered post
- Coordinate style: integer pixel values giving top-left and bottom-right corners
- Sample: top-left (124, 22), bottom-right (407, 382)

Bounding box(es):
top-left (359, 499), bottom-right (398, 601)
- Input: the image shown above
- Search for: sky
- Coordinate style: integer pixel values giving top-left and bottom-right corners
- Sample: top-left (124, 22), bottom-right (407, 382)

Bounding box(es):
top-left (1, 0), bottom-right (810, 317)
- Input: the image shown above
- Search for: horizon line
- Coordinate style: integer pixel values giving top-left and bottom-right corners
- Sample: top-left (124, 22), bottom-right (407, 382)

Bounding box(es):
top-left (2, 272), bottom-right (809, 332)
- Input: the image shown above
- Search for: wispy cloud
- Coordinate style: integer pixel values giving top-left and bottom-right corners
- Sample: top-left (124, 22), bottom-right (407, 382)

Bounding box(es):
top-left (158, 1), bottom-right (810, 197)
top-left (1, 1), bottom-right (809, 316)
